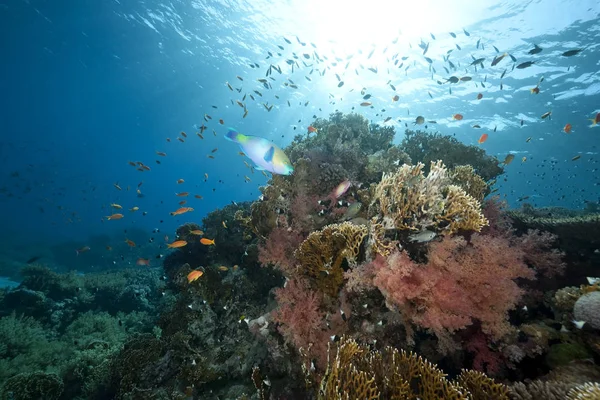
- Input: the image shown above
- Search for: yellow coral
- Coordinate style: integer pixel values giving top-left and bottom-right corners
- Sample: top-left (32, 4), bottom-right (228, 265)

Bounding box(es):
top-left (457, 369), bottom-right (510, 399)
top-left (294, 222), bottom-right (367, 297)
top-left (370, 161), bottom-right (488, 235)
top-left (369, 217), bottom-right (396, 258)
top-left (567, 382), bottom-right (600, 400)
top-left (317, 337), bottom-right (480, 400)
top-left (450, 165), bottom-right (488, 202)
top-left (440, 185), bottom-right (489, 234)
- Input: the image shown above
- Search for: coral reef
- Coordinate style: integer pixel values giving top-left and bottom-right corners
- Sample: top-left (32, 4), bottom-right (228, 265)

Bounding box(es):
top-left (0, 372), bottom-right (63, 400)
top-left (401, 129), bottom-right (503, 181)
top-left (372, 234), bottom-right (535, 352)
top-left (313, 336), bottom-right (509, 400)
top-left (1, 112), bottom-right (597, 400)
top-left (369, 161), bottom-right (488, 235)
top-left (294, 222), bottom-right (368, 297)
top-left (574, 292), bottom-right (600, 329)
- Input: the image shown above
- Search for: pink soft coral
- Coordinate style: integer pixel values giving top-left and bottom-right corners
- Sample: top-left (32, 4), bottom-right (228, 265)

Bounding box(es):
top-left (519, 229), bottom-right (566, 277)
top-left (373, 234), bottom-right (535, 353)
top-left (272, 278), bottom-right (329, 367)
top-left (258, 226), bottom-right (304, 276)
top-left (466, 330), bottom-right (504, 375)
top-left (481, 196), bottom-right (514, 238)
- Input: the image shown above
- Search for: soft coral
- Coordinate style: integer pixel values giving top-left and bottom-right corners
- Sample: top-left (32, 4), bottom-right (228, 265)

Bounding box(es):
top-left (373, 234), bottom-right (535, 353)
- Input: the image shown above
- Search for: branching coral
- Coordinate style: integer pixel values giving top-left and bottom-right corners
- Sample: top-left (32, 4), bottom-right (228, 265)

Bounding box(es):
top-left (294, 222), bottom-right (368, 297)
top-left (567, 382), bottom-right (600, 399)
top-left (369, 161), bottom-right (488, 235)
top-left (450, 165), bottom-right (488, 202)
top-left (316, 336), bottom-right (509, 400)
top-left (457, 369), bottom-right (509, 399)
top-left (372, 234), bottom-right (535, 353)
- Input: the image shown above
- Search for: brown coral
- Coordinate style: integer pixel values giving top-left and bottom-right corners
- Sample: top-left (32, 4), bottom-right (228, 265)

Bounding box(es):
top-left (457, 369), bottom-right (509, 399)
top-left (567, 382), bottom-right (600, 399)
top-left (450, 165), bottom-right (488, 203)
top-left (369, 161), bottom-right (488, 235)
top-left (294, 222), bottom-right (368, 297)
top-left (317, 337), bottom-right (509, 400)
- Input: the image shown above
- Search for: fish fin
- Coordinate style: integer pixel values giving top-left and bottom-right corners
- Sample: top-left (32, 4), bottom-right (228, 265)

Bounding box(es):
top-left (253, 165), bottom-right (265, 171)
top-left (589, 119), bottom-right (597, 126)
top-left (264, 146), bottom-right (275, 162)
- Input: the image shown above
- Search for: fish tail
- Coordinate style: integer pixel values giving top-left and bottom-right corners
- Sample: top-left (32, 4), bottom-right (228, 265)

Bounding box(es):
top-left (224, 128), bottom-right (245, 143)
top-left (75, 250), bottom-right (79, 256)
top-left (589, 119), bottom-right (597, 126)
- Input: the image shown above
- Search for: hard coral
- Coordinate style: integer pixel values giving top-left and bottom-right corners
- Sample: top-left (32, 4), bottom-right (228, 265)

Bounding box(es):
top-left (0, 372), bottom-right (63, 400)
top-left (370, 161), bottom-right (488, 235)
top-left (567, 382), bottom-right (600, 399)
top-left (450, 165), bottom-right (488, 202)
top-left (294, 222), bottom-right (368, 297)
top-left (573, 292), bottom-right (600, 329)
top-left (315, 336), bottom-right (509, 400)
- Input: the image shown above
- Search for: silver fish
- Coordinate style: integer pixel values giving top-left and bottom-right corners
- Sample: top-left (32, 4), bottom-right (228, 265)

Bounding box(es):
top-left (408, 230), bottom-right (437, 243)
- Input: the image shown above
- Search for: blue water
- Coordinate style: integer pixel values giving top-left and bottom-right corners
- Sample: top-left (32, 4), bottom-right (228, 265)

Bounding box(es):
top-left (0, 0), bottom-right (599, 258)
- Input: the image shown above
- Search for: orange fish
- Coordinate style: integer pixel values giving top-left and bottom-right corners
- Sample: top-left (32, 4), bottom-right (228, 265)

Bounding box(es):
top-left (589, 112), bottom-right (600, 126)
top-left (200, 238), bottom-right (215, 246)
top-left (178, 200), bottom-right (187, 205)
top-left (218, 266), bottom-right (228, 271)
top-left (392, 95), bottom-right (399, 102)
top-left (187, 269), bottom-right (203, 283)
top-left (476, 93), bottom-right (483, 100)
top-left (453, 114), bottom-right (464, 120)
top-left (176, 192), bottom-right (189, 197)
top-left (307, 126), bottom-right (318, 133)
top-left (125, 239), bottom-right (136, 247)
top-left (156, 151), bottom-right (167, 156)
top-left (170, 207), bottom-right (194, 216)
top-left (106, 213), bottom-right (124, 220)
top-left (76, 246), bottom-right (90, 255)
top-left (194, 194), bottom-right (203, 199)
top-left (177, 179), bottom-right (185, 184)
top-left (563, 123), bottom-right (572, 134)
top-left (360, 102), bottom-right (372, 107)
top-left (167, 240), bottom-right (188, 248)
top-left (478, 133), bottom-right (488, 144)
top-left (530, 86), bottom-right (540, 94)
top-left (136, 258), bottom-right (150, 266)
top-left (189, 229), bottom-right (204, 235)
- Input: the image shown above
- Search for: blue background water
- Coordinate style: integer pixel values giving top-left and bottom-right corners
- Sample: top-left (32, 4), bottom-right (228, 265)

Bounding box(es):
top-left (0, 0), bottom-right (599, 268)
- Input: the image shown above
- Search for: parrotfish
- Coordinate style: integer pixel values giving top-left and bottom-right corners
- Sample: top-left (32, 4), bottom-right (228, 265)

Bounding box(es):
top-left (225, 129), bottom-right (294, 175)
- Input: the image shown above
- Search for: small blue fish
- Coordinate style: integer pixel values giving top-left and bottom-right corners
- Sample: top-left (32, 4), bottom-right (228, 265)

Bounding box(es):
top-left (225, 129), bottom-right (293, 175)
